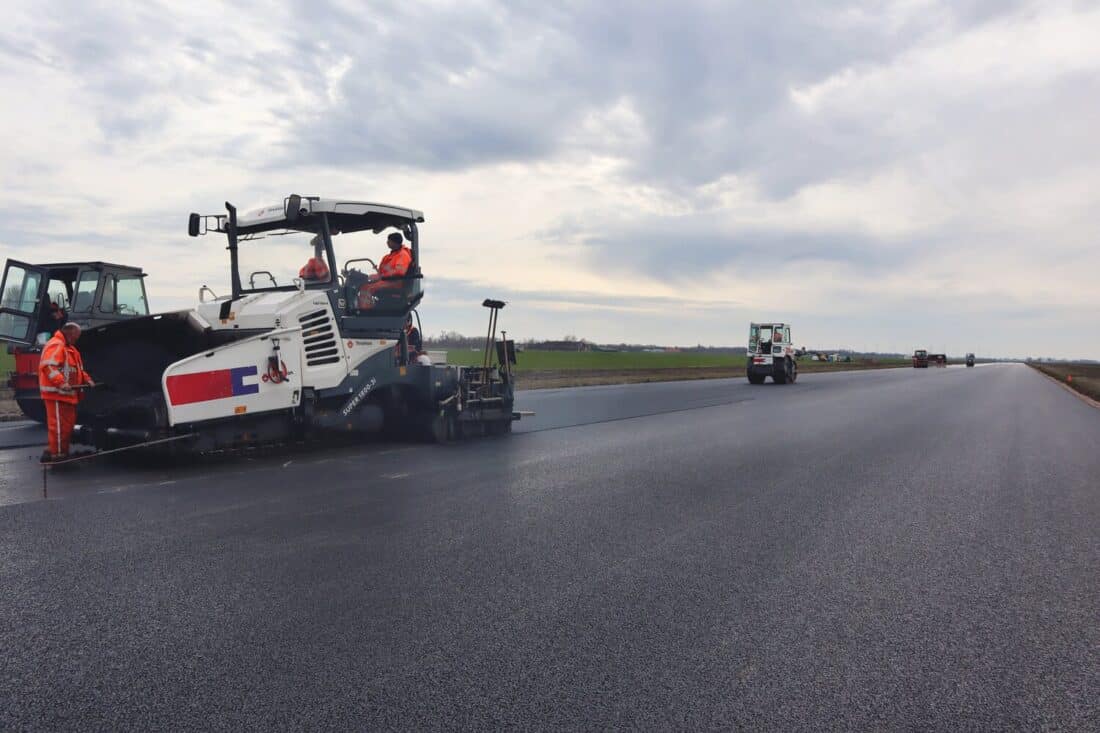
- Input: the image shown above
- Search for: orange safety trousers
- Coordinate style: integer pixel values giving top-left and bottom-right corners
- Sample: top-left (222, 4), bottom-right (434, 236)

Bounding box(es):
top-left (44, 399), bottom-right (77, 457)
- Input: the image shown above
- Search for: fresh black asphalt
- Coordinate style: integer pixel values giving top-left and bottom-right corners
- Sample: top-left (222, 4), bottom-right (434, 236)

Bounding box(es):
top-left (1, 364), bottom-right (1097, 730)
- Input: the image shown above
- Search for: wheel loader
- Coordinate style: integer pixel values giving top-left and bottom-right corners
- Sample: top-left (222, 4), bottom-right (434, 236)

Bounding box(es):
top-left (0, 260), bottom-right (150, 422)
top-left (747, 322), bottom-right (798, 384)
top-left (70, 195), bottom-right (520, 453)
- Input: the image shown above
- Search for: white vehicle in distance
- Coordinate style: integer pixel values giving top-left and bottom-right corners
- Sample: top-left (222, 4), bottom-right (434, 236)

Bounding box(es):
top-left (747, 323), bottom-right (798, 384)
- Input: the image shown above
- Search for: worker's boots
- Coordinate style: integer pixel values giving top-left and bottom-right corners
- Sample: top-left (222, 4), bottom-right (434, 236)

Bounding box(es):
top-left (40, 451), bottom-right (70, 465)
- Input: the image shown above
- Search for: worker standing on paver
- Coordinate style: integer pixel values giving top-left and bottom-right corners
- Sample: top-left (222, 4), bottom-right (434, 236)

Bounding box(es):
top-left (39, 323), bottom-right (94, 463)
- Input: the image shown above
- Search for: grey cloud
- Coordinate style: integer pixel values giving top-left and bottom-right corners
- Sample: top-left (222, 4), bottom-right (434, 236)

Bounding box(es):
top-left (547, 214), bottom-right (934, 283)
top-left (276, 0), bottom-right (1032, 191)
top-left (6, 1), bottom-right (298, 152)
top-left (8, 0), bottom-right (1037, 188)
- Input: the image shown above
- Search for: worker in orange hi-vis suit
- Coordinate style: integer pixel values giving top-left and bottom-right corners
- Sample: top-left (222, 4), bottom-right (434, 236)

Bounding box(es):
top-left (298, 256), bottom-right (330, 282)
top-left (377, 232), bottom-right (412, 279)
top-left (39, 323), bottom-right (95, 463)
top-left (358, 231), bottom-right (413, 309)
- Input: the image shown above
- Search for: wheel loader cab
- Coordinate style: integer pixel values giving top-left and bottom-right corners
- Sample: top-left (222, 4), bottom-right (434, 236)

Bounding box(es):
top-left (0, 260), bottom-right (150, 424)
top-left (0, 260), bottom-right (149, 347)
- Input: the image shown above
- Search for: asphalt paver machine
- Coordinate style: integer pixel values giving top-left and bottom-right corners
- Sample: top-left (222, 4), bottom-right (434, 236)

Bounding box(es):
top-left (72, 195), bottom-right (520, 453)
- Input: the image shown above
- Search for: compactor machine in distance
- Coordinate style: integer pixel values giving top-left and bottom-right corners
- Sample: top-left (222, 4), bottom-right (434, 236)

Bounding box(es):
top-left (72, 195), bottom-right (520, 453)
top-left (0, 260), bottom-right (150, 421)
top-left (747, 322), bottom-right (798, 384)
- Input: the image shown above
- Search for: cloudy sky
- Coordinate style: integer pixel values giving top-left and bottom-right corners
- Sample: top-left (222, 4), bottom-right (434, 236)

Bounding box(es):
top-left (1, 0), bottom-right (1098, 358)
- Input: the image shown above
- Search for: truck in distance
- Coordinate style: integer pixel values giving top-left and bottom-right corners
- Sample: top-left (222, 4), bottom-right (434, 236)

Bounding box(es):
top-left (913, 349), bottom-right (929, 368)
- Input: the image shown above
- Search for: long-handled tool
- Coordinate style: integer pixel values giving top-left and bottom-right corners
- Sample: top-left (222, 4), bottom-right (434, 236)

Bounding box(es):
top-left (41, 433), bottom-right (195, 498)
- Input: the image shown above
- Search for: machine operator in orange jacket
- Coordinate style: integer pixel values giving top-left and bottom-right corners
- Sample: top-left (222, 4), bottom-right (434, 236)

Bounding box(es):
top-left (358, 231), bottom-right (413, 309)
top-left (39, 323), bottom-right (95, 462)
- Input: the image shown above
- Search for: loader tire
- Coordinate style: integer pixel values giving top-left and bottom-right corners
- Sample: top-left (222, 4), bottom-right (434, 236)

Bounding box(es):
top-left (788, 359), bottom-right (798, 383)
top-left (747, 372), bottom-right (766, 385)
top-left (774, 358), bottom-right (792, 385)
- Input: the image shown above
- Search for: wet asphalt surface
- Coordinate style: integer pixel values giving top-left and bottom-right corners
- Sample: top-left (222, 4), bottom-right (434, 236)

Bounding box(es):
top-left (1, 364), bottom-right (1098, 730)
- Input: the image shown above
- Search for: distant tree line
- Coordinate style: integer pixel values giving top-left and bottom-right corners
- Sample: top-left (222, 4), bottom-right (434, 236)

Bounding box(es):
top-left (423, 333), bottom-right (1054, 362)
top-left (425, 334), bottom-right (1023, 361)
top-left (424, 332), bottom-right (748, 353)
top-left (423, 331), bottom-right (485, 350)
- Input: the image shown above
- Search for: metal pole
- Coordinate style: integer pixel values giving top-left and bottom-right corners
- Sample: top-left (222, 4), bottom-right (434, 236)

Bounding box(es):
top-left (489, 309), bottom-right (499, 371)
top-left (482, 309), bottom-right (495, 373)
top-left (226, 202), bottom-right (242, 298)
top-left (409, 223), bottom-right (420, 275)
top-left (319, 213), bottom-right (336, 282)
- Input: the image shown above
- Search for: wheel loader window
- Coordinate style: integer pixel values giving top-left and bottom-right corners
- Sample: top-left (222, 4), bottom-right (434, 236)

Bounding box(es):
top-left (0, 265), bottom-right (42, 342)
top-left (72, 271), bottom-right (99, 313)
top-left (100, 275), bottom-right (116, 313)
top-left (756, 327), bottom-right (774, 350)
top-left (46, 279), bottom-right (69, 311)
top-left (115, 274), bottom-right (148, 315)
top-left (1, 266), bottom-right (41, 313)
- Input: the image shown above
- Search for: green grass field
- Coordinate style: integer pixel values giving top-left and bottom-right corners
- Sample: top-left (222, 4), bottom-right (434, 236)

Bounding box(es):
top-left (444, 349), bottom-right (746, 371)
top-left (0, 347), bottom-right (907, 379)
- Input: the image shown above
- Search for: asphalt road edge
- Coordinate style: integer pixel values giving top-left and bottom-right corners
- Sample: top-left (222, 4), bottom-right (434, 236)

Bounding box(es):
top-left (1029, 364), bottom-right (1100, 411)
